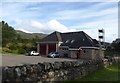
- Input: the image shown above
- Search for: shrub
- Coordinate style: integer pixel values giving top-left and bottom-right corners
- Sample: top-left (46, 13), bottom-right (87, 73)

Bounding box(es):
top-left (2, 47), bottom-right (11, 53)
top-left (17, 48), bottom-right (26, 54)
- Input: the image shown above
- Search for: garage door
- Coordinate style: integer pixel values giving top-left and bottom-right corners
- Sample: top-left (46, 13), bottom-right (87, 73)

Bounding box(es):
top-left (48, 44), bottom-right (56, 53)
top-left (40, 44), bottom-right (46, 55)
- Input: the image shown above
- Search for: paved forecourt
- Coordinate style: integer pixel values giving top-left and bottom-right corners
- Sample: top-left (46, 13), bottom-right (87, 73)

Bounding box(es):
top-left (1, 54), bottom-right (77, 67)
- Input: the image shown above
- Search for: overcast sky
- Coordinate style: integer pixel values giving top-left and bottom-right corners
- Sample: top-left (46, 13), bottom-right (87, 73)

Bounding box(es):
top-left (1, 0), bottom-right (119, 43)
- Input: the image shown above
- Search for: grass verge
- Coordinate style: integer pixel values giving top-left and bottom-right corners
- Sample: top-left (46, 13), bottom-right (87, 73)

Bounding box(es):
top-left (65, 63), bottom-right (119, 82)
top-left (78, 63), bottom-right (119, 81)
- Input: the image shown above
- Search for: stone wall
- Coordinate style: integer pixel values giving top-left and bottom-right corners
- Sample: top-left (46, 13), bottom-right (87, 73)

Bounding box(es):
top-left (2, 60), bottom-right (104, 83)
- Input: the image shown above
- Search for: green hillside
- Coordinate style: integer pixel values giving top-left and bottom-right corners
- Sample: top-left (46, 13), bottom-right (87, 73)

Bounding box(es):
top-left (1, 21), bottom-right (46, 54)
top-left (16, 30), bottom-right (46, 39)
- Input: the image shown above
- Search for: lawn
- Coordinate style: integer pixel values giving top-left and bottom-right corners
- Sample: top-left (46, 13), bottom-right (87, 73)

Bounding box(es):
top-left (65, 63), bottom-right (119, 82)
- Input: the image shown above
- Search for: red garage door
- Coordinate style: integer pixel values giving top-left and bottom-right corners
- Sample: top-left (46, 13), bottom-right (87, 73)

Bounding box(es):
top-left (48, 44), bottom-right (56, 53)
top-left (40, 44), bottom-right (46, 55)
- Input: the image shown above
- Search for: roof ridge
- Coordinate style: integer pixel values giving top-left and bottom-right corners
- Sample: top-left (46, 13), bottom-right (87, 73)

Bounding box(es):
top-left (82, 32), bottom-right (95, 47)
top-left (62, 31), bottom-right (83, 34)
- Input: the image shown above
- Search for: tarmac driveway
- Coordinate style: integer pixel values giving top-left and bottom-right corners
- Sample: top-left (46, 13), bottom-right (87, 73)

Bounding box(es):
top-left (1, 54), bottom-right (77, 67)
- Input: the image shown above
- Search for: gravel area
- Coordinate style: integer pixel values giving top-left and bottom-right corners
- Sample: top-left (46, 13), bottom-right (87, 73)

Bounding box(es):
top-left (1, 54), bottom-right (77, 67)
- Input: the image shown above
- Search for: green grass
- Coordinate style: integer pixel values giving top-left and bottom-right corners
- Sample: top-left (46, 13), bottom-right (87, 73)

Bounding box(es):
top-left (78, 63), bottom-right (119, 81)
top-left (65, 63), bottom-right (119, 82)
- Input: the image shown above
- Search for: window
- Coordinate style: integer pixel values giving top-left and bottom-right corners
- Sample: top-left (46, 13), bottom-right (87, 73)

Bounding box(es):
top-left (62, 48), bottom-right (68, 50)
top-left (65, 40), bottom-right (69, 43)
top-left (83, 39), bottom-right (85, 41)
top-left (83, 50), bottom-right (88, 53)
top-left (84, 50), bottom-right (86, 53)
top-left (71, 40), bottom-right (75, 43)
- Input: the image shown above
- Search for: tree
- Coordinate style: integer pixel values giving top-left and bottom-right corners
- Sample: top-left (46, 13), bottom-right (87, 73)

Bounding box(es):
top-left (2, 21), bottom-right (17, 47)
top-left (111, 38), bottom-right (120, 52)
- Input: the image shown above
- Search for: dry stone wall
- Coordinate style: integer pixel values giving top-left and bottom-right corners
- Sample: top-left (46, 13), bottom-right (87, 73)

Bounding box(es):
top-left (2, 60), bottom-right (104, 83)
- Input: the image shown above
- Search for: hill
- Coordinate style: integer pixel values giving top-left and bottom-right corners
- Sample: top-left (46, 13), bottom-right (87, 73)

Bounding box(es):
top-left (1, 21), bottom-right (47, 54)
top-left (16, 30), bottom-right (47, 39)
